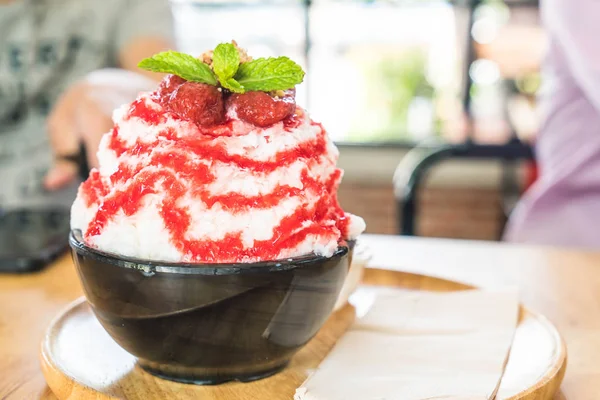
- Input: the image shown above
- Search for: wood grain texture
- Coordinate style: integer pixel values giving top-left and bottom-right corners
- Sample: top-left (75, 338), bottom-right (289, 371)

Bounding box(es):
top-left (39, 269), bottom-right (565, 400)
top-left (0, 256), bottom-right (82, 400)
top-left (3, 233), bottom-right (599, 399)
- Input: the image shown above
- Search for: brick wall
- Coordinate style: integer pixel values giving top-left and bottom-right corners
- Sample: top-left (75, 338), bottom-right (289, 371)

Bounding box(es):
top-left (337, 182), bottom-right (505, 241)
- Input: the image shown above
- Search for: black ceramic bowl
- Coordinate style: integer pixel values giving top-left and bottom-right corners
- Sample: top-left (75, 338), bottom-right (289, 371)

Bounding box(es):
top-left (69, 230), bottom-right (351, 385)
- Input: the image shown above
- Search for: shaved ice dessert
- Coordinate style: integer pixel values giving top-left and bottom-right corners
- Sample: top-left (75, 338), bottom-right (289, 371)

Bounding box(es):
top-left (70, 41), bottom-right (365, 264)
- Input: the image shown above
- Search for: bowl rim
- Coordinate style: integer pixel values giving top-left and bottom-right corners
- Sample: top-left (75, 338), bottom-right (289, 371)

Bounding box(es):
top-left (69, 230), bottom-right (351, 275)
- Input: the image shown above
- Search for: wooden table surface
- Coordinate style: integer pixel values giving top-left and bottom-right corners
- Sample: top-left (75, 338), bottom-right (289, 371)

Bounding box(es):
top-left (1, 233), bottom-right (599, 399)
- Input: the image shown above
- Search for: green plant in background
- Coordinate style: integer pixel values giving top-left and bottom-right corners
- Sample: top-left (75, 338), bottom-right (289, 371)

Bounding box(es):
top-left (347, 48), bottom-right (440, 142)
top-left (515, 71), bottom-right (541, 96)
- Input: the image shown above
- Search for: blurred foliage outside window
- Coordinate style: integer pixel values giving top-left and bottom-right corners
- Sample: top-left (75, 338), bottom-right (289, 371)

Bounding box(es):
top-left (342, 48), bottom-right (439, 143)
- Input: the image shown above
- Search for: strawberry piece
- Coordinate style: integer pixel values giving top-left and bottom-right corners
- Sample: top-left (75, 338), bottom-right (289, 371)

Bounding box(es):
top-left (164, 82), bottom-right (225, 126)
top-left (227, 89), bottom-right (296, 127)
top-left (157, 74), bottom-right (186, 99)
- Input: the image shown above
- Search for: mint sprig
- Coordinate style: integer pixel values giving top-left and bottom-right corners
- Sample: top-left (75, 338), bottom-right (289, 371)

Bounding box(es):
top-left (235, 57), bottom-right (305, 92)
top-left (138, 44), bottom-right (305, 93)
top-left (222, 78), bottom-right (244, 93)
top-left (212, 43), bottom-right (244, 93)
top-left (138, 51), bottom-right (217, 86)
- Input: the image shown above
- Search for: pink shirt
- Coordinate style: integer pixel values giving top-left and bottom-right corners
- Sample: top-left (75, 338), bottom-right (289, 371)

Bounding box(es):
top-left (504, 0), bottom-right (600, 249)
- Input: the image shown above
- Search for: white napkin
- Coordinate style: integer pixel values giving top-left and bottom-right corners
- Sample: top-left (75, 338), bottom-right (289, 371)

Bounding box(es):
top-left (295, 288), bottom-right (520, 400)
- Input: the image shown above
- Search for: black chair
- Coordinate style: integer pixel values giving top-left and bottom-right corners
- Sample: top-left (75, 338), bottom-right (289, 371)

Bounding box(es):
top-left (393, 0), bottom-right (537, 239)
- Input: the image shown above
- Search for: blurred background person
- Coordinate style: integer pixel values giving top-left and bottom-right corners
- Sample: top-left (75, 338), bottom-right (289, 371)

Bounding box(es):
top-left (0, 0), bottom-right (174, 210)
top-left (503, 0), bottom-right (600, 249)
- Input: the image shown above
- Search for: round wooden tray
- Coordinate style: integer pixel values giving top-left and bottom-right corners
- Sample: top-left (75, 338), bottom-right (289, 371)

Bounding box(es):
top-left (40, 268), bottom-right (566, 400)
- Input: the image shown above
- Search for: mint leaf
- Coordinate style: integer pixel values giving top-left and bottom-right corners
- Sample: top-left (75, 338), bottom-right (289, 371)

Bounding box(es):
top-left (221, 78), bottom-right (244, 94)
top-left (235, 57), bottom-right (304, 92)
top-left (213, 43), bottom-right (241, 87)
top-left (138, 51), bottom-right (217, 86)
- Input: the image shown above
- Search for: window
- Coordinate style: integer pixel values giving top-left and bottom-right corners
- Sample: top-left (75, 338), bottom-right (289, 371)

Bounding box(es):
top-left (170, 0), bottom-right (544, 146)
